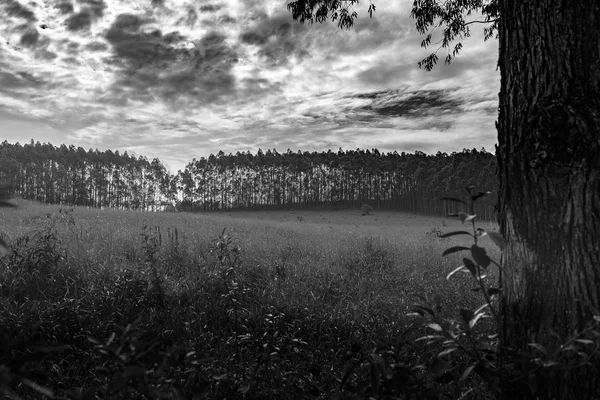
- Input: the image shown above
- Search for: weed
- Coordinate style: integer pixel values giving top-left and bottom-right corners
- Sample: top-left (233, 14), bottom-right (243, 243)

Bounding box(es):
top-left (0, 199), bottom-right (512, 399)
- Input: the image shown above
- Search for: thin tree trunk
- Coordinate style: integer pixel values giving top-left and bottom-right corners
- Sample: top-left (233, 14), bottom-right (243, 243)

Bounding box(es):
top-left (497, 1), bottom-right (600, 398)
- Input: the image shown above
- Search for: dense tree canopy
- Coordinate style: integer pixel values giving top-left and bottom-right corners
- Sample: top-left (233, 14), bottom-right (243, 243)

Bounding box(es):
top-left (0, 140), bottom-right (497, 218)
top-left (0, 140), bottom-right (176, 211)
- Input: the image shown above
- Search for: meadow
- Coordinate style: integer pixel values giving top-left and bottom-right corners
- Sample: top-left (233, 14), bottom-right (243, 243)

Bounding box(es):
top-left (0, 200), bottom-right (500, 399)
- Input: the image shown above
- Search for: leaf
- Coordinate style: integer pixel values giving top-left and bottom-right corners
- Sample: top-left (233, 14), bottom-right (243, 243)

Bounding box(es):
top-left (438, 348), bottom-right (457, 357)
top-left (213, 373), bottom-right (229, 381)
top-left (442, 246), bottom-right (469, 256)
top-left (469, 312), bottom-right (487, 329)
top-left (437, 230), bottom-right (473, 239)
top-left (528, 343), bottom-right (548, 356)
top-left (406, 312), bottom-right (424, 317)
top-left (415, 335), bottom-right (444, 343)
top-left (462, 258), bottom-right (477, 276)
top-left (458, 212), bottom-right (477, 223)
top-left (369, 353), bottom-right (386, 392)
top-left (543, 361), bottom-right (560, 367)
top-left (238, 384), bottom-right (251, 394)
top-left (412, 305), bottom-right (435, 316)
top-left (471, 245), bottom-right (491, 268)
top-left (428, 323), bottom-right (443, 332)
top-left (575, 339), bottom-right (594, 345)
top-left (461, 364), bottom-right (477, 381)
top-left (486, 230), bottom-right (506, 250)
top-left (20, 379), bottom-right (53, 397)
top-left (438, 196), bottom-right (466, 205)
top-left (474, 304), bottom-right (489, 315)
top-left (446, 265), bottom-right (468, 280)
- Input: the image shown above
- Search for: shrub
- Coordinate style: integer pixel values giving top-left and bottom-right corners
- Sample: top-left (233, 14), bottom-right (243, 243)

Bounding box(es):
top-left (360, 204), bottom-right (373, 215)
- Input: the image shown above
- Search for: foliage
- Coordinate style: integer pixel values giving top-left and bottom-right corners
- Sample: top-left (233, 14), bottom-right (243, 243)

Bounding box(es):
top-left (286, 0), bottom-right (499, 70)
top-left (409, 187), bottom-right (600, 398)
top-left (360, 204), bottom-right (373, 215)
top-left (1, 141), bottom-right (497, 218)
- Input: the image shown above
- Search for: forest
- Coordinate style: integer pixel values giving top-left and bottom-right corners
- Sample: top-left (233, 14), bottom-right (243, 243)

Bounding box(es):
top-left (0, 140), bottom-right (497, 219)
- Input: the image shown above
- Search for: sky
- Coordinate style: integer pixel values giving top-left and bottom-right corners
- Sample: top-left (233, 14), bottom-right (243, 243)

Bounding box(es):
top-left (0, 0), bottom-right (500, 173)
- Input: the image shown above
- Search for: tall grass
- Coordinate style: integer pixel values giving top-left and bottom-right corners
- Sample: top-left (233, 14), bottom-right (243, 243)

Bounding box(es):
top-left (0, 200), bottom-right (499, 399)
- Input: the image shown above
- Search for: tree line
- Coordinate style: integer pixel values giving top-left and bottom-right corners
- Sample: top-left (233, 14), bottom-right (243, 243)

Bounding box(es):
top-left (0, 140), bottom-right (497, 218)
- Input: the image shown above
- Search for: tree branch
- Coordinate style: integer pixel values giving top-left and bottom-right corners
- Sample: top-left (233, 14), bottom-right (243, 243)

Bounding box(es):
top-left (465, 18), bottom-right (499, 26)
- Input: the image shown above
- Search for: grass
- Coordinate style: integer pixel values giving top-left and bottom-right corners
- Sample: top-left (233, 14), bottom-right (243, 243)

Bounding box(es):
top-left (0, 200), bottom-right (500, 399)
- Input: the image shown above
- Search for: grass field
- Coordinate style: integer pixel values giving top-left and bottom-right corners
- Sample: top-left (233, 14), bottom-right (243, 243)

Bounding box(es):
top-left (0, 200), bottom-right (500, 399)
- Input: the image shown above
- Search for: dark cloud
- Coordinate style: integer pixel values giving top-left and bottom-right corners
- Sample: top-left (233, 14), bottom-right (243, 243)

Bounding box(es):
top-left (35, 49), bottom-right (58, 60)
top-left (0, 70), bottom-right (45, 89)
top-left (55, 1), bottom-right (74, 14)
top-left (85, 41), bottom-right (107, 52)
top-left (66, 9), bottom-right (93, 31)
top-left (65, 0), bottom-right (105, 31)
top-left (5, 0), bottom-right (36, 22)
top-left (0, 72), bottom-right (25, 89)
top-left (177, 7), bottom-right (198, 28)
top-left (105, 14), bottom-right (238, 105)
top-left (218, 15), bottom-right (236, 24)
top-left (240, 15), bottom-right (310, 66)
top-left (199, 4), bottom-right (221, 12)
top-left (61, 56), bottom-right (80, 65)
top-left (163, 32), bottom-right (185, 44)
top-left (77, 0), bottom-right (106, 17)
top-left (20, 28), bottom-right (40, 46)
top-left (351, 89), bottom-right (463, 118)
top-left (240, 31), bottom-right (267, 46)
top-left (240, 77), bottom-right (283, 98)
top-left (67, 41), bottom-right (80, 53)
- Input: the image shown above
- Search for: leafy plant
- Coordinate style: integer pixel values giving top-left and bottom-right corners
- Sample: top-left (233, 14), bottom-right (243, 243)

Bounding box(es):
top-left (410, 186), bottom-right (600, 397)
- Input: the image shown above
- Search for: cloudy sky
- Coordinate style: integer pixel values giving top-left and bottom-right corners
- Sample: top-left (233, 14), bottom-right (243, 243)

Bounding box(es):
top-left (0, 0), bottom-right (499, 172)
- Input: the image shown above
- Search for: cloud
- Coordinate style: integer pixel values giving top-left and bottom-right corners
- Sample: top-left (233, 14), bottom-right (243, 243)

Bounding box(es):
top-left (78, 0), bottom-right (107, 17)
top-left (64, 0), bottom-right (106, 31)
top-left (0, 70), bottom-right (46, 90)
top-left (104, 13), bottom-right (238, 106)
top-left (55, 1), bottom-right (74, 14)
top-left (66, 9), bottom-right (93, 31)
top-left (4, 0), bottom-right (37, 22)
top-left (349, 89), bottom-right (463, 119)
top-left (0, 0), bottom-right (500, 172)
top-left (239, 14), bottom-right (310, 67)
top-left (19, 28), bottom-right (40, 46)
top-left (199, 4), bottom-right (222, 13)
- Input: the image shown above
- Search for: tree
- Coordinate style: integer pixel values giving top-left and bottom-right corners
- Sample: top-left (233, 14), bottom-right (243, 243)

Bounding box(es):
top-left (286, 1), bottom-right (600, 399)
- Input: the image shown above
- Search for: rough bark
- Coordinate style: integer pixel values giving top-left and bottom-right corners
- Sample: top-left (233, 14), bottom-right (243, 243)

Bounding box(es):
top-left (497, 0), bottom-right (600, 398)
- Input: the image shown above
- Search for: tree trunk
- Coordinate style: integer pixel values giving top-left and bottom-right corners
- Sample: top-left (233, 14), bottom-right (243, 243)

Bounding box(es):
top-left (497, 0), bottom-right (600, 398)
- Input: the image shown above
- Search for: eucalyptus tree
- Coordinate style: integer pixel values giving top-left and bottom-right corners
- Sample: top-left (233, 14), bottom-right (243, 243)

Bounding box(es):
top-left (287, 0), bottom-right (600, 398)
